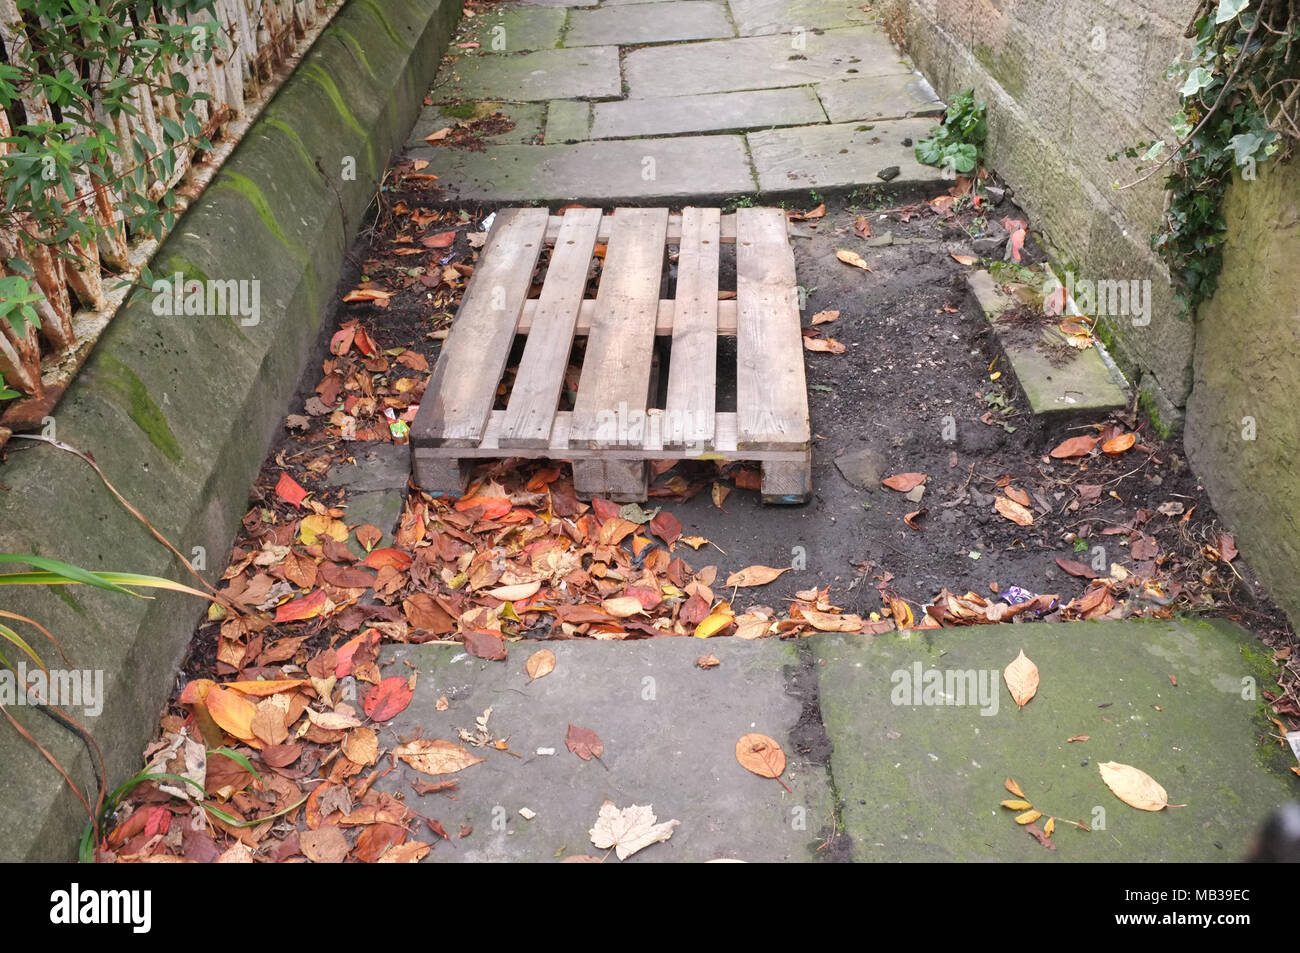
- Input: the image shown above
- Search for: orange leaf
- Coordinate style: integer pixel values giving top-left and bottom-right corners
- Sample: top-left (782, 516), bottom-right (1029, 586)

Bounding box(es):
top-left (275, 472), bottom-right (309, 508)
top-left (735, 733), bottom-right (786, 779)
top-left (206, 686), bottom-right (257, 742)
top-left (1049, 435), bottom-right (1098, 459)
top-left (882, 472), bottom-right (927, 492)
top-left (1102, 432), bottom-right (1136, 456)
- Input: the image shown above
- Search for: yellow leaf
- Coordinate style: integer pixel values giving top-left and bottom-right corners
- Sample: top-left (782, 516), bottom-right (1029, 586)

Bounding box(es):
top-left (951, 253), bottom-right (979, 266)
top-left (1044, 816), bottom-right (1056, 837)
top-left (695, 604), bottom-right (735, 639)
top-left (525, 649), bottom-right (556, 681)
top-left (811, 310), bottom-right (840, 325)
top-left (680, 536), bottom-right (709, 550)
top-left (1000, 799), bottom-right (1034, 811)
top-left (835, 248), bottom-right (872, 271)
top-left (1003, 649), bottom-right (1040, 709)
top-left (889, 598), bottom-right (914, 629)
top-left (1015, 809), bottom-right (1042, 825)
top-left (1098, 761), bottom-right (1172, 811)
top-left (300, 513), bottom-right (349, 544)
top-left (803, 336), bottom-right (847, 354)
top-left (1005, 777), bottom-right (1027, 798)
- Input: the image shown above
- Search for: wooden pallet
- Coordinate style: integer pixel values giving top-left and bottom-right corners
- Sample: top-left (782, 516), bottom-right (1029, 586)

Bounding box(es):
top-left (410, 206), bottom-right (811, 503)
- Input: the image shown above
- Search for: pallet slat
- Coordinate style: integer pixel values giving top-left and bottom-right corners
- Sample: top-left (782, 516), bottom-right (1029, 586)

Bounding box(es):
top-left (568, 207), bottom-right (669, 448)
top-left (663, 207), bottom-right (720, 449)
top-left (735, 206), bottom-right (810, 451)
top-left (412, 207), bottom-right (549, 447)
top-left (518, 297), bottom-right (738, 336)
top-left (499, 207), bottom-right (602, 449)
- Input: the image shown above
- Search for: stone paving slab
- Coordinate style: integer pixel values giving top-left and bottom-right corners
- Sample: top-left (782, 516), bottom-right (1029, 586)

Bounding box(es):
top-left (726, 0), bottom-right (872, 36)
top-left (545, 99), bottom-right (592, 142)
top-left (517, 0), bottom-right (596, 6)
top-left (410, 134), bottom-right (755, 202)
top-left (433, 47), bottom-right (622, 102)
top-left (322, 443), bottom-right (411, 557)
top-left (816, 74), bottom-right (944, 123)
top-left (967, 269), bottom-right (1129, 420)
top-left (748, 117), bottom-right (946, 192)
top-left (590, 86), bottom-right (825, 138)
top-left (565, 0), bottom-right (734, 47)
top-left (375, 638), bottom-right (835, 862)
top-left (460, 6), bottom-right (567, 51)
top-left (624, 27), bottom-right (909, 98)
top-left (815, 619), bottom-right (1295, 862)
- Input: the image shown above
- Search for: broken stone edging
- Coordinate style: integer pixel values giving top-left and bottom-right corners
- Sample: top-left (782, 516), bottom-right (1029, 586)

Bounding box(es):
top-left (0, 0), bottom-right (463, 861)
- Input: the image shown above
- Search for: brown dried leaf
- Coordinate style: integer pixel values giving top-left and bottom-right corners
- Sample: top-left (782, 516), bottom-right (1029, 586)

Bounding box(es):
top-left (393, 739), bottom-right (484, 776)
top-left (525, 649), bottom-right (556, 681)
top-left (995, 496), bottom-right (1035, 526)
top-left (724, 565), bottom-right (789, 588)
top-left (565, 724), bottom-right (604, 761)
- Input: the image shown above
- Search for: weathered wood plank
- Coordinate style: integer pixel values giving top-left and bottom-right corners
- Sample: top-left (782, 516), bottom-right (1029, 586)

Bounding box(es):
top-left (517, 297), bottom-right (738, 336)
top-left (411, 207), bottom-right (549, 447)
top-left (568, 207), bottom-right (669, 448)
top-left (499, 207), bottom-right (602, 448)
top-left (735, 206), bottom-right (810, 450)
top-left (663, 207), bottom-right (720, 449)
top-left (543, 213), bottom-right (743, 244)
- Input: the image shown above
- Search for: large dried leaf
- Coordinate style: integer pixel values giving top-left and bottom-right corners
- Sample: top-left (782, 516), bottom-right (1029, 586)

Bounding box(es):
top-left (995, 496), bottom-right (1035, 526)
top-left (1098, 761), bottom-right (1171, 811)
top-left (525, 649), bottom-right (556, 681)
top-left (724, 565), bottom-right (789, 588)
top-left (1102, 432), bottom-right (1136, 456)
top-left (393, 739), bottom-right (484, 776)
top-left (483, 580), bottom-right (541, 602)
top-left (1003, 650), bottom-right (1040, 709)
top-left (735, 733), bottom-right (786, 779)
top-left (588, 802), bottom-right (680, 861)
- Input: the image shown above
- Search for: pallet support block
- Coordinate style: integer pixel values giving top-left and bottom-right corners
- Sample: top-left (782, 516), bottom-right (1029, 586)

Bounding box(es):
top-left (761, 449), bottom-right (813, 504)
top-left (572, 459), bottom-right (651, 502)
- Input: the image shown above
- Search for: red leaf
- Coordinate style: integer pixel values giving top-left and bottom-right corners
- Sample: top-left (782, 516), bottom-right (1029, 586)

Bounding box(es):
top-left (275, 472), bottom-right (309, 508)
top-left (565, 724), bottom-right (604, 760)
top-left (364, 676), bottom-right (414, 722)
top-left (464, 629), bottom-right (507, 661)
top-left (649, 510), bottom-right (682, 546)
top-left (360, 547), bottom-right (413, 570)
top-left (1055, 557), bottom-right (1097, 579)
top-left (422, 230), bottom-right (456, 248)
top-left (274, 588), bottom-right (328, 623)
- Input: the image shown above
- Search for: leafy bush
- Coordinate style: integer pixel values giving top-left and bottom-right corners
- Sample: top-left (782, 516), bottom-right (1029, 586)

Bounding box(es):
top-left (0, 0), bottom-right (223, 341)
top-left (915, 88), bottom-right (987, 174)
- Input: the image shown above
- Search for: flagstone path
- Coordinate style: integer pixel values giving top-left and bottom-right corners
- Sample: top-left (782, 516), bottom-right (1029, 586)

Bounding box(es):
top-left (409, 0), bottom-right (949, 203)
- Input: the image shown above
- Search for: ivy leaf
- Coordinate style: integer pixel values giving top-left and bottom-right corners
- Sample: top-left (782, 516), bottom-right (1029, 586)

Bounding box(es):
top-left (1215, 0), bottom-right (1250, 23)
top-left (1180, 67), bottom-right (1213, 96)
top-left (1141, 140), bottom-right (1165, 161)
top-left (1227, 132), bottom-right (1262, 165)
